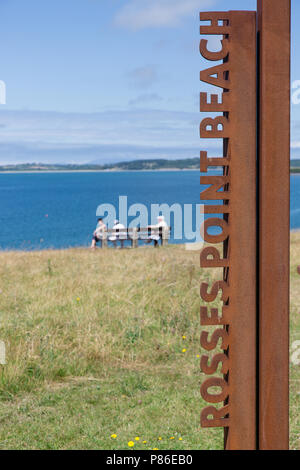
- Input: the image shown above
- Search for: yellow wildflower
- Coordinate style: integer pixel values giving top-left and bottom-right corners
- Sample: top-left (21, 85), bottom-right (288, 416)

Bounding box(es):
top-left (135, 437), bottom-right (140, 441)
top-left (128, 441), bottom-right (134, 447)
top-left (111, 434), bottom-right (117, 439)
top-left (182, 349), bottom-right (186, 353)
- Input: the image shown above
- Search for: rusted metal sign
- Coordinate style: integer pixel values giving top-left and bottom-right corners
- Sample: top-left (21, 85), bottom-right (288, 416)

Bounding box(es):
top-left (257, 0), bottom-right (290, 451)
top-left (199, 0), bottom-right (290, 451)
top-left (199, 10), bottom-right (257, 451)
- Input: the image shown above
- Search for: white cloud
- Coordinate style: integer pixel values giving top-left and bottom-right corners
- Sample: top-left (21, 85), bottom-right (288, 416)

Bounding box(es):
top-left (115, 0), bottom-right (215, 30)
top-left (0, 108), bottom-right (222, 164)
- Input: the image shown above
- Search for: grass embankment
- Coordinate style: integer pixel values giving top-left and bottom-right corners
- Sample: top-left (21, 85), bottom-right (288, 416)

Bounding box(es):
top-left (289, 232), bottom-right (300, 449)
top-left (0, 236), bottom-right (299, 450)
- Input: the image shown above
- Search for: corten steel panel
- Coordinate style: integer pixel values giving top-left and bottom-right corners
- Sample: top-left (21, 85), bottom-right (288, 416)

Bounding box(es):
top-left (199, 11), bottom-right (257, 450)
top-left (223, 11), bottom-right (257, 450)
top-left (257, 0), bottom-right (290, 450)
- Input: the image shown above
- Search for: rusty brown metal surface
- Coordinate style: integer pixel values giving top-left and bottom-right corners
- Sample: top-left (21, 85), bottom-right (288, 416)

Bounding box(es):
top-left (223, 11), bottom-right (257, 451)
top-left (257, 0), bottom-right (290, 450)
top-left (199, 11), bottom-right (257, 450)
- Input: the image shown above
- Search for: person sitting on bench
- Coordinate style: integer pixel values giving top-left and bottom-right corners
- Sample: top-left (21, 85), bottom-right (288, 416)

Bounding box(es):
top-left (91, 218), bottom-right (107, 248)
top-left (146, 215), bottom-right (168, 247)
top-left (109, 219), bottom-right (126, 248)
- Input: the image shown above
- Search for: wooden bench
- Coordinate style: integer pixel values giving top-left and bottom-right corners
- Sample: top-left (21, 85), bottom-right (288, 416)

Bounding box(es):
top-left (99, 226), bottom-right (171, 248)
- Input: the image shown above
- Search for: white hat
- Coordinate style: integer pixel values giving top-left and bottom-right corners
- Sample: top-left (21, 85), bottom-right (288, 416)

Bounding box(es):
top-left (157, 215), bottom-right (164, 220)
top-left (114, 219), bottom-right (119, 224)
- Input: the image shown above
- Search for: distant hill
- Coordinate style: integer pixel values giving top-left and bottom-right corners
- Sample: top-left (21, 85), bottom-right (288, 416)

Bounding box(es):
top-left (104, 158), bottom-right (201, 170)
top-left (0, 159), bottom-right (200, 172)
top-left (1, 158), bottom-right (300, 172)
top-left (291, 159), bottom-right (300, 173)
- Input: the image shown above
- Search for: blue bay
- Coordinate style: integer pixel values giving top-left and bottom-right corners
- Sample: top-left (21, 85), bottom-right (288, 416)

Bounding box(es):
top-left (0, 171), bottom-right (299, 250)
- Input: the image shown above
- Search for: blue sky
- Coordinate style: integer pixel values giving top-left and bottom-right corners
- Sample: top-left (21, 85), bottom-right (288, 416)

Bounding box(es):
top-left (0, 0), bottom-right (299, 164)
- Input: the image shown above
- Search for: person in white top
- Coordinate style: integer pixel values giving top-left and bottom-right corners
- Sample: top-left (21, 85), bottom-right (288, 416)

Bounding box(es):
top-left (109, 219), bottom-right (127, 248)
top-left (91, 218), bottom-right (107, 248)
top-left (147, 215), bottom-right (168, 247)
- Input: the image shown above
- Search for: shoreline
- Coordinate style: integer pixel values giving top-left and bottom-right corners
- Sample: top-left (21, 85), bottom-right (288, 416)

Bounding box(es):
top-left (0, 168), bottom-right (201, 174)
top-left (1, 230), bottom-right (299, 253)
top-left (0, 169), bottom-right (299, 174)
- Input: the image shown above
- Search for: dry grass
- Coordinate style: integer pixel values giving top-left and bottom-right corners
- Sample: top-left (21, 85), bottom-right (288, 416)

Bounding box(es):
top-left (0, 237), bottom-right (298, 449)
top-left (289, 231), bottom-right (300, 449)
top-left (0, 246), bottom-right (202, 389)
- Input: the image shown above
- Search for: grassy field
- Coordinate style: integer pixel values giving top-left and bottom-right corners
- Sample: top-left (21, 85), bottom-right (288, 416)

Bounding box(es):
top-left (0, 235), bottom-right (299, 450)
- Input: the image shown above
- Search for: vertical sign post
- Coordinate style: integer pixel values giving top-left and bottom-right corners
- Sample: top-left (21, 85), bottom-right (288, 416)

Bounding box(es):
top-left (257, 0), bottom-right (290, 450)
top-left (200, 0), bottom-right (291, 450)
top-left (199, 11), bottom-right (257, 450)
